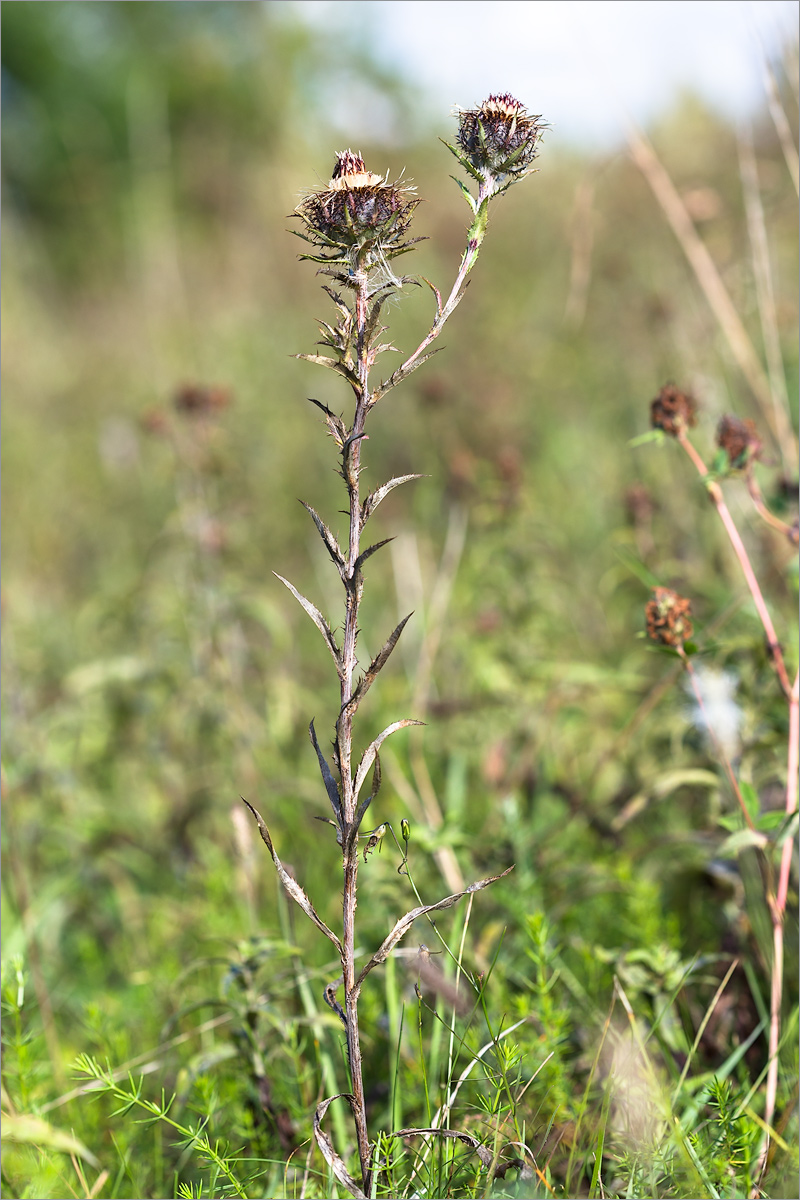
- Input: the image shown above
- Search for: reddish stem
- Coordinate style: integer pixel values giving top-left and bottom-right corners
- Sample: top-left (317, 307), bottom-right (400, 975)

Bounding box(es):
top-left (677, 431), bottom-right (792, 699)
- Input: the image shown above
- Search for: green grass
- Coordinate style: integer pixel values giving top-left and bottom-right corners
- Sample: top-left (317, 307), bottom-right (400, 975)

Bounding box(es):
top-left (2, 6), bottom-right (798, 1198)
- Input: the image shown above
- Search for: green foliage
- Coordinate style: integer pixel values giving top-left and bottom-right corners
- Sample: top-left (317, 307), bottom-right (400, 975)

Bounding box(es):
top-left (2, 5), bottom-right (798, 1198)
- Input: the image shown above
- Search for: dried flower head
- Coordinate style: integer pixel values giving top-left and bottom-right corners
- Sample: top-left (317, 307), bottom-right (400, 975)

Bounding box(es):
top-left (295, 149), bottom-right (420, 257)
top-left (650, 384), bottom-right (698, 436)
top-left (456, 94), bottom-right (545, 179)
top-left (645, 587), bottom-right (693, 648)
top-left (173, 383), bottom-right (232, 418)
top-left (716, 414), bottom-right (762, 467)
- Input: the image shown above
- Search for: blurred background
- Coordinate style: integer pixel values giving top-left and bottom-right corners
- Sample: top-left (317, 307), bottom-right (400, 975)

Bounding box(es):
top-left (2, 3), bottom-right (798, 1197)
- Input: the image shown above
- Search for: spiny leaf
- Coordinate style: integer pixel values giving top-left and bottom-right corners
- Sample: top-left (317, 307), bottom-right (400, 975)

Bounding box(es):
top-left (467, 197), bottom-right (490, 247)
top-left (450, 175), bottom-right (478, 213)
top-left (373, 347), bottom-right (442, 402)
top-left (340, 613), bottom-right (414, 722)
top-left (274, 573), bottom-right (341, 671)
top-left (306, 397), bottom-right (347, 447)
top-left (362, 475), bottom-right (426, 525)
top-left (309, 719), bottom-right (343, 825)
top-left (241, 798), bottom-right (343, 954)
top-left (440, 137), bottom-right (485, 183)
top-left (420, 276), bottom-right (443, 314)
top-left (300, 502), bottom-right (345, 573)
top-left (353, 719), bottom-right (425, 800)
top-left (295, 353), bottom-right (360, 388)
top-left (354, 537), bottom-right (394, 575)
top-left (354, 866), bottom-right (514, 991)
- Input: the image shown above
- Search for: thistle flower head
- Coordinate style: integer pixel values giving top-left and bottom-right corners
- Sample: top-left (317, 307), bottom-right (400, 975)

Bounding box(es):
top-left (716, 414), bottom-right (762, 468)
top-left (645, 587), bottom-right (693, 648)
top-left (294, 149), bottom-right (420, 258)
top-left (650, 384), bottom-right (698, 436)
top-left (456, 94), bottom-right (545, 180)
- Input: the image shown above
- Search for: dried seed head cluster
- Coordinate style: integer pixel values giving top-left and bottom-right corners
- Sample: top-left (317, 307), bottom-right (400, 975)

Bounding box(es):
top-left (456, 93), bottom-right (545, 179)
top-left (646, 587), bottom-right (693, 647)
top-left (716, 414), bottom-right (763, 467)
top-left (173, 383), bottom-right (232, 418)
top-left (650, 384), bottom-right (698, 436)
top-left (294, 148), bottom-right (420, 256)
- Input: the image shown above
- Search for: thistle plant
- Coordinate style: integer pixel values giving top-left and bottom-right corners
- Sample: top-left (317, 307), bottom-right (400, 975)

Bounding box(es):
top-left (641, 383), bottom-right (798, 1195)
top-left (241, 96), bottom-right (545, 1196)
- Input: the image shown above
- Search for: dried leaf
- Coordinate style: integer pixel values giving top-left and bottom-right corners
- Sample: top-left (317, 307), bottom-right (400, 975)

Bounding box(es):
top-left (306, 397), bottom-right (347, 447)
top-left (300, 502), bottom-right (345, 573)
top-left (340, 613), bottom-right (413, 722)
top-left (309, 719), bottom-right (343, 826)
top-left (273, 573), bottom-right (341, 672)
top-left (313, 1095), bottom-right (367, 1199)
top-left (420, 276), bottom-right (443, 314)
top-left (362, 475), bottom-right (426, 525)
top-left (354, 866), bottom-right (514, 991)
top-left (241, 798), bottom-right (343, 955)
top-left (295, 353), bottom-right (359, 388)
top-left (374, 347), bottom-right (442, 402)
top-left (354, 537), bottom-right (394, 575)
top-left (394, 1126), bottom-right (494, 1169)
top-left (352, 719), bottom-right (425, 801)
top-left (352, 753), bottom-right (382, 840)
top-left (323, 975), bottom-right (345, 1025)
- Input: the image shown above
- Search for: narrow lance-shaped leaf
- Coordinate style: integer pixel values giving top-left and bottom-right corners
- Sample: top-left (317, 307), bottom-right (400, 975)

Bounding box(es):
top-left (306, 397), bottom-right (346, 448)
top-left (313, 1095), bottom-right (367, 1200)
top-left (420, 276), bottom-right (443, 315)
top-left (352, 719), bottom-right (425, 801)
top-left (309, 719), bottom-right (343, 826)
top-left (393, 1127), bottom-right (494, 1170)
top-left (373, 347), bottom-right (442, 403)
top-left (440, 137), bottom-right (485, 183)
top-left (354, 867), bottom-right (514, 992)
top-left (273, 573), bottom-right (342, 674)
top-left (354, 537), bottom-right (394, 576)
top-left (340, 612), bottom-right (414, 722)
top-left (351, 753), bottom-right (382, 845)
top-left (241, 799), bottom-right (343, 955)
top-left (450, 176), bottom-right (478, 213)
top-left (361, 475), bottom-right (426, 526)
top-left (295, 353), bottom-right (360, 389)
top-left (300, 502), bottom-right (345, 574)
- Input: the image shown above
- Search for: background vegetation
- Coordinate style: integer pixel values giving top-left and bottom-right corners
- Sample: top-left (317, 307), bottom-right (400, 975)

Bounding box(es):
top-left (2, 4), bottom-right (797, 1198)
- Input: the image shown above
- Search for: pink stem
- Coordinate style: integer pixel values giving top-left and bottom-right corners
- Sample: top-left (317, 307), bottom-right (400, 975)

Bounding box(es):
top-left (678, 432), bottom-right (792, 699)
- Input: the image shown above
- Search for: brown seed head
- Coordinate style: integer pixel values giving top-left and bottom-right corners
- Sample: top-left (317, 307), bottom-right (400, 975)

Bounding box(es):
top-left (457, 93), bottom-right (545, 178)
top-left (645, 587), bottom-right (693, 648)
top-left (650, 384), bottom-right (698, 436)
top-left (173, 383), bottom-right (232, 418)
top-left (716, 414), bottom-right (762, 467)
top-left (296, 150), bottom-right (419, 252)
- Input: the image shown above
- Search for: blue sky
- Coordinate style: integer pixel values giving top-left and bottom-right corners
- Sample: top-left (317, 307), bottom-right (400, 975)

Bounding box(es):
top-left (291, 0), bottom-right (799, 146)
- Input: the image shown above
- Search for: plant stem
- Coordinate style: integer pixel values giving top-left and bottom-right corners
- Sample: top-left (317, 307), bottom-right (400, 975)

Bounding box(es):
top-left (677, 431), bottom-right (792, 698)
top-left (396, 179), bottom-right (494, 382)
top-left (337, 264), bottom-right (373, 1192)
top-left (756, 670), bottom-right (799, 1189)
